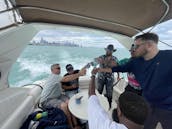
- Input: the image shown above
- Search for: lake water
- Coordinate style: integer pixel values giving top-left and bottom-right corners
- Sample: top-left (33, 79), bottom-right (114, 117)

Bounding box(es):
top-left (8, 45), bottom-right (130, 87)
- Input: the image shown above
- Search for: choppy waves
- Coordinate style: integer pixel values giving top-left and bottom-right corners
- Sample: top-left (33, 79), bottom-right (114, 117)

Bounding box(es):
top-left (8, 46), bottom-right (129, 87)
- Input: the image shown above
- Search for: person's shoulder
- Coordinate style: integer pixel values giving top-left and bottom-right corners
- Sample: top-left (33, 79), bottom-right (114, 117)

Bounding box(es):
top-left (112, 55), bottom-right (119, 61)
top-left (132, 57), bottom-right (143, 61)
top-left (112, 55), bottom-right (118, 58)
top-left (127, 57), bottom-right (143, 66)
top-left (88, 95), bottom-right (99, 109)
top-left (74, 70), bottom-right (80, 73)
top-left (99, 55), bottom-right (105, 58)
top-left (64, 73), bottom-right (69, 76)
top-left (160, 50), bottom-right (172, 54)
top-left (111, 122), bottom-right (128, 129)
top-left (158, 50), bottom-right (172, 60)
top-left (48, 73), bottom-right (57, 79)
top-left (57, 75), bottom-right (62, 80)
top-left (89, 95), bottom-right (98, 101)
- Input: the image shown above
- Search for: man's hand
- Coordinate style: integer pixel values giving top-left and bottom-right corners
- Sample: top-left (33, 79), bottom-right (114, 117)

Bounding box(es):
top-left (89, 68), bottom-right (97, 96)
top-left (96, 67), bottom-right (112, 73)
top-left (95, 57), bottom-right (104, 64)
top-left (79, 68), bottom-right (86, 76)
top-left (91, 68), bottom-right (98, 75)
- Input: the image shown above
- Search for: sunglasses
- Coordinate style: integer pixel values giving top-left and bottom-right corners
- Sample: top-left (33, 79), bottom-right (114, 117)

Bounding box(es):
top-left (133, 43), bottom-right (145, 50)
top-left (67, 67), bottom-right (73, 71)
top-left (55, 67), bottom-right (61, 70)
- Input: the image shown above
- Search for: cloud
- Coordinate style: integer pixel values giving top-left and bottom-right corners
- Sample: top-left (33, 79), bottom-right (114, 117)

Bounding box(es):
top-left (167, 30), bottom-right (172, 34)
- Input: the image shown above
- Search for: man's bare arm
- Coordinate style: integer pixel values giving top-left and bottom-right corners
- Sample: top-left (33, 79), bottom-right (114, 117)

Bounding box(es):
top-left (88, 69), bottom-right (98, 97)
top-left (97, 68), bottom-right (112, 73)
top-left (61, 68), bottom-right (86, 82)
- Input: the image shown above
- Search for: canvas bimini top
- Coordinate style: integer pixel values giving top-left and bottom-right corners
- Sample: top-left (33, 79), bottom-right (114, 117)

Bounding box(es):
top-left (2, 0), bottom-right (172, 37)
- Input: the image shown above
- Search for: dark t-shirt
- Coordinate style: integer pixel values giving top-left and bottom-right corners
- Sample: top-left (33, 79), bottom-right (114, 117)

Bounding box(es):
top-left (112, 50), bottom-right (172, 110)
top-left (61, 70), bottom-right (79, 91)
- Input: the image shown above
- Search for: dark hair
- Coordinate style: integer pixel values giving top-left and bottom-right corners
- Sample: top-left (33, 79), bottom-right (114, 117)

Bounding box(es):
top-left (66, 64), bottom-right (73, 71)
top-left (118, 92), bottom-right (149, 125)
top-left (135, 33), bottom-right (159, 44)
top-left (112, 109), bottom-right (119, 122)
top-left (51, 64), bottom-right (59, 70)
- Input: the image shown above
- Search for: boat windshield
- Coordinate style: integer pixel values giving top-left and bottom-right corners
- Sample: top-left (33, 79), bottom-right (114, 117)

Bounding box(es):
top-left (7, 19), bottom-right (172, 87)
top-left (8, 26), bottom-right (130, 87)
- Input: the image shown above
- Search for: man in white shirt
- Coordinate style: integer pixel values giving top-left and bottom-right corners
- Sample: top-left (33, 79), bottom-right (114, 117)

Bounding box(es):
top-left (88, 68), bottom-right (149, 129)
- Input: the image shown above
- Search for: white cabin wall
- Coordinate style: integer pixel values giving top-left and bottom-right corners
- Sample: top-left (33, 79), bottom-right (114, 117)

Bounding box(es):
top-left (0, 24), bottom-right (37, 90)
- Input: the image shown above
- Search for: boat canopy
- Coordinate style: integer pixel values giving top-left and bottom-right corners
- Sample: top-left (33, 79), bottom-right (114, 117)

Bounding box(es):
top-left (5, 0), bottom-right (172, 37)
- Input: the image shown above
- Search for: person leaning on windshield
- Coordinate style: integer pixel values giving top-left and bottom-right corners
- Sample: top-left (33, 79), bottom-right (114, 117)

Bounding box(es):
top-left (95, 44), bottom-right (119, 109)
top-left (61, 64), bottom-right (86, 98)
top-left (40, 64), bottom-right (81, 129)
top-left (97, 33), bottom-right (172, 129)
top-left (88, 68), bottom-right (149, 129)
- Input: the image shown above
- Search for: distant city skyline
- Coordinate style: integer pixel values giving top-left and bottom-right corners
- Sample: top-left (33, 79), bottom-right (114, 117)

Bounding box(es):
top-left (32, 28), bottom-right (124, 48)
top-left (31, 37), bottom-right (80, 47)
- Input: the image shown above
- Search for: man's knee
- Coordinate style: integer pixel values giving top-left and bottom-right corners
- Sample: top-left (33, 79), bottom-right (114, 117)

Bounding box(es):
top-left (60, 102), bottom-right (68, 109)
top-left (65, 99), bottom-right (69, 104)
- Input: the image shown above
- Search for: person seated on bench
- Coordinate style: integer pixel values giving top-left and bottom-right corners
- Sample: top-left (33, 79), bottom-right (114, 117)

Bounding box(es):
top-left (61, 64), bottom-right (86, 98)
top-left (40, 64), bottom-right (82, 129)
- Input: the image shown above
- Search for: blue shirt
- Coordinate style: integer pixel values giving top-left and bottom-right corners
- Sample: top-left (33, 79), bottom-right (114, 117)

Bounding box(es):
top-left (112, 50), bottom-right (172, 110)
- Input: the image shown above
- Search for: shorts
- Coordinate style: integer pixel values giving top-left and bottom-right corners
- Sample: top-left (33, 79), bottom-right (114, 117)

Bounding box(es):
top-left (65, 89), bottom-right (79, 98)
top-left (41, 94), bottom-right (69, 108)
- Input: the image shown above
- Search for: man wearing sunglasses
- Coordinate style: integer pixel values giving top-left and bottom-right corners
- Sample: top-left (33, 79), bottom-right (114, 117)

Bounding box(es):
top-left (97, 33), bottom-right (172, 129)
top-left (118, 44), bottom-right (142, 96)
top-left (61, 64), bottom-right (86, 98)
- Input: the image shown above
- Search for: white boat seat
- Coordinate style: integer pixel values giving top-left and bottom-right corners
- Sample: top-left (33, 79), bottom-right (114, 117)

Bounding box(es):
top-left (113, 79), bottom-right (127, 101)
top-left (0, 85), bottom-right (43, 129)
